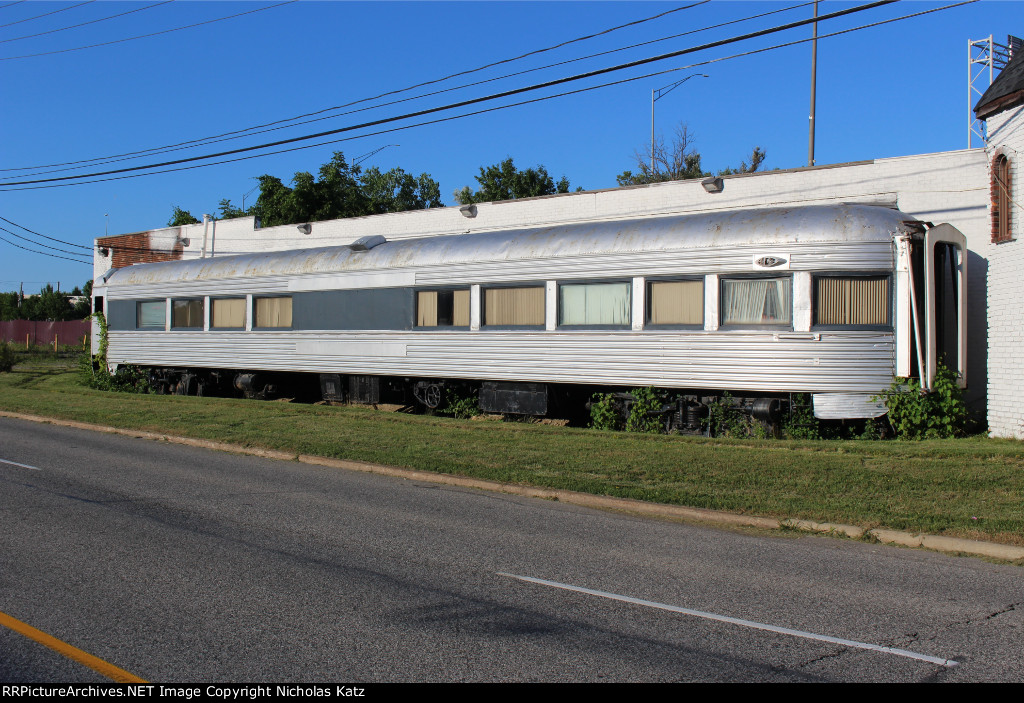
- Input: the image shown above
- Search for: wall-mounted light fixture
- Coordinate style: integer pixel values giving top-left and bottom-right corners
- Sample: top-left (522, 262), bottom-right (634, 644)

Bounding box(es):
top-left (297, 223), bottom-right (312, 234)
top-left (459, 204), bottom-right (477, 218)
top-left (98, 247), bottom-right (110, 257)
top-left (701, 177), bottom-right (724, 193)
top-left (179, 238), bottom-right (190, 247)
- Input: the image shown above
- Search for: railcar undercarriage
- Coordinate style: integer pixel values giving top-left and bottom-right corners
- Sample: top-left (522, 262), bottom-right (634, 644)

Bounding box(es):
top-left (139, 366), bottom-right (807, 435)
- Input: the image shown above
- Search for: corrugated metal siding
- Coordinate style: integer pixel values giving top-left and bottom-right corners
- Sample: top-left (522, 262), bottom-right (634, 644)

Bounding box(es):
top-left (107, 329), bottom-right (894, 393)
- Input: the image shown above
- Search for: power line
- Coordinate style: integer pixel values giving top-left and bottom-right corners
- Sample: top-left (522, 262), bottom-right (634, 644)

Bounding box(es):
top-left (0, 0), bottom-right (900, 189)
top-left (0, 216), bottom-right (91, 250)
top-left (0, 235), bottom-right (91, 264)
top-left (0, 1), bottom-right (713, 174)
top-left (1, 0), bottom-right (817, 183)
top-left (0, 0), bottom-right (976, 196)
top-left (0, 1), bottom-right (172, 45)
top-left (0, 1), bottom-right (90, 29)
top-left (0, 225), bottom-right (94, 257)
top-left (0, 0), bottom-right (296, 61)
top-left (0, 0), bottom-right (958, 195)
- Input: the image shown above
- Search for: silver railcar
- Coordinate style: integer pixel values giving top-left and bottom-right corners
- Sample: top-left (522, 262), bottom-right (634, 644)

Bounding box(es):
top-left (94, 204), bottom-right (966, 426)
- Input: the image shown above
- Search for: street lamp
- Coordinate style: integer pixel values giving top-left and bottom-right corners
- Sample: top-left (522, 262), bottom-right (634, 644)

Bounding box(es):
top-left (354, 144), bottom-right (400, 167)
top-left (650, 73), bottom-right (708, 175)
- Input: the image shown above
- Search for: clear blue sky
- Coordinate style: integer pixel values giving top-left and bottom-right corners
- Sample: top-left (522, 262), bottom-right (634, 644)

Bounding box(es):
top-left (1, 0), bottom-right (1020, 294)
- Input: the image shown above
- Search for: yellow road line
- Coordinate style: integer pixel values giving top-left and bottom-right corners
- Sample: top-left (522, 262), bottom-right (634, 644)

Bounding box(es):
top-left (0, 610), bottom-right (147, 683)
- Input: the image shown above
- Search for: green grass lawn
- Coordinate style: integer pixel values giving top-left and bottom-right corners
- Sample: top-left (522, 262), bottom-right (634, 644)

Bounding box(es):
top-left (2, 358), bottom-right (1022, 546)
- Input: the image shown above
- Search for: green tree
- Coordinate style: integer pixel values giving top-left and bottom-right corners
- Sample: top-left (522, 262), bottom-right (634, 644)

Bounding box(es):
top-left (360, 166), bottom-right (442, 214)
top-left (454, 157), bottom-right (573, 205)
top-left (167, 206), bottom-right (201, 227)
top-left (217, 198), bottom-right (249, 220)
top-left (70, 279), bottom-right (93, 319)
top-left (22, 284), bottom-right (73, 321)
top-left (0, 291), bottom-right (20, 321)
top-left (617, 123), bottom-right (765, 186)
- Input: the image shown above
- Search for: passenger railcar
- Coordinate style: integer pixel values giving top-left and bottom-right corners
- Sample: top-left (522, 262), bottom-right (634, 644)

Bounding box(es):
top-left (93, 204), bottom-right (966, 429)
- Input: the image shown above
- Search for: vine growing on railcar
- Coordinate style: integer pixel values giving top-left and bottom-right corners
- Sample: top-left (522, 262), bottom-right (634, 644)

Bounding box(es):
top-left (78, 312), bottom-right (148, 393)
top-left (875, 363), bottom-right (967, 439)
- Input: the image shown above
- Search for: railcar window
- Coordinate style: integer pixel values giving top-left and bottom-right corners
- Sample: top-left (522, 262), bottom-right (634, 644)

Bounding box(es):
top-left (211, 298), bottom-right (246, 328)
top-left (255, 296), bottom-right (292, 328)
top-left (171, 299), bottom-right (204, 328)
top-left (646, 280), bottom-right (703, 326)
top-left (417, 289), bottom-right (470, 327)
top-left (558, 282), bottom-right (631, 326)
top-left (483, 286), bottom-right (545, 326)
top-left (136, 301), bottom-right (165, 329)
top-left (815, 276), bottom-right (890, 326)
top-left (721, 278), bottom-right (791, 326)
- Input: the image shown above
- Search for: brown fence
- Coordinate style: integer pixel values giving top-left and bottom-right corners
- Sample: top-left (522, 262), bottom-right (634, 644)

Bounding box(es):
top-left (0, 320), bottom-right (91, 348)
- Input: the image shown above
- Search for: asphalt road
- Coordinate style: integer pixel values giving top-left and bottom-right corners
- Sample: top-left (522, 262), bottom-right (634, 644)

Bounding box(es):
top-left (0, 416), bottom-right (1021, 683)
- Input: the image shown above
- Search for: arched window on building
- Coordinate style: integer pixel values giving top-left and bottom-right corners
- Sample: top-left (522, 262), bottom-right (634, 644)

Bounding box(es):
top-left (993, 153), bottom-right (1012, 243)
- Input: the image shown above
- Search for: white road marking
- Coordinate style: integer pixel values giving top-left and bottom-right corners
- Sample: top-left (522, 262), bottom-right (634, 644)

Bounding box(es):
top-left (0, 458), bottom-right (41, 471)
top-left (498, 572), bottom-right (959, 668)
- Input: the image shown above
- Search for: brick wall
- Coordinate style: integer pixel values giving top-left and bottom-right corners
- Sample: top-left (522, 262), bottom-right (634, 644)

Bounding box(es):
top-left (984, 106), bottom-right (1024, 438)
top-left (96, 230), bottom-right (184, 269)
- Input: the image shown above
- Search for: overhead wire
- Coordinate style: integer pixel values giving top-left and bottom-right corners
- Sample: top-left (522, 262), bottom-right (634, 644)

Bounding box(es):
top-left (3, 0), bottom-right (977, 199)
top-left (0, 0), bottom-right (296, 61)
top-left (0, 224), bottom-right (94, 257)
top-left (0, 1), bottom-right (173, 45)
top-left (0, 0), bottom-right (902, 189)
top-left (0, 1), bottom-right (90, 29)
top-left (0, 0), bottom-right (715, 173)
top-left (0, 234), bottom-right (92, 264)
top-left (1, 0), bottom-right (819, 181)
top-left (0, 216), bottom-right (91, 250)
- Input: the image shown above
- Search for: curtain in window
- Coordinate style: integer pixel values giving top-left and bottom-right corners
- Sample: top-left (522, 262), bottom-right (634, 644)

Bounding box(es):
top-left (172, 299), bottom-right (204, 328)
top-left (559, 282), bottom-right (630, 325)
top-left (418, 290), bottom-right (470, 327)
top-left (211, 298), bottom-right (246, 328)
top-left (485, 287), bottom-right (545, 326)
top-left (255, 297), bottom-right (292, 328)
top-left (816, 277), bottom-right (889, 325)
top-left (722, 279), bottom-right (791, 325)
top-left (648, 280), bottom-right (703, 325)
top-left (137, 301), bottom-right (165, 328)
top-left (417, 291), bottom-right (438, 327)
top-left (453, 290), bottom-right (470, 327)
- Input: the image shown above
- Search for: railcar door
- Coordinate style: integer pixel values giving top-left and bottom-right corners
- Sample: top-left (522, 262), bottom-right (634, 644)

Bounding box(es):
top-left (922, 224), bottom-right (967, 390)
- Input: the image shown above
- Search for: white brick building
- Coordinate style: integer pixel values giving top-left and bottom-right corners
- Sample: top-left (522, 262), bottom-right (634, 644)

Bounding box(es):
top-left (94, 54), bottom-right (1024, 437)
top-left (975, 50), bottom-right (1024, 438)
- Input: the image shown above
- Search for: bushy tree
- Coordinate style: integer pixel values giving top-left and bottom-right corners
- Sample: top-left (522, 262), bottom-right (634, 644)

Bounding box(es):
top-left (210, 152), bottom-right (443, 228)
top-left (0, 279), bottom-right (92, 320)
top-left (0, 291), bottom-right (20, 321)
top-left (167, 206), bottom-right (200, 227)
top-left (361, 166), bottom-right (442, 214)
top-left (455, 157), bottom-right (573, 205)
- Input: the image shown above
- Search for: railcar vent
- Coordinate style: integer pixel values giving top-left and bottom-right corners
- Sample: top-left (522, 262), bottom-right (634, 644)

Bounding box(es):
top-left (350, 235), bottom-right (387, 251)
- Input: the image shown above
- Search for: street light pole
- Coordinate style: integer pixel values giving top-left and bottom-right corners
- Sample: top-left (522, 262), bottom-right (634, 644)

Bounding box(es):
top-left (650, 73), bottom-right (708, 176)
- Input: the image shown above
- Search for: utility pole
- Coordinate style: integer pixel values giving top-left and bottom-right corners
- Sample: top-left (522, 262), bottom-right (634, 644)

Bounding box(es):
top-left (808, 1), bottom-right (818, 167)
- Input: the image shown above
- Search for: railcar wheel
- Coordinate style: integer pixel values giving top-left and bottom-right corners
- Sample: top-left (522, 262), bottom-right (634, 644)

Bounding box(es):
top-left (423, 384), bottom-right (442, 409)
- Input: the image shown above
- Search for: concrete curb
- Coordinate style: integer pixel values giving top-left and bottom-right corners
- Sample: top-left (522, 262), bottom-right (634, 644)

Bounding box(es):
top-left (4, 410), bottom-right (1023, 563)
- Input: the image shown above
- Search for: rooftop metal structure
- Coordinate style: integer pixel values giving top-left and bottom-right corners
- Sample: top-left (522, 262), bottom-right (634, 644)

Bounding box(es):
top-left (968, 33), bottom-right (1022, 147)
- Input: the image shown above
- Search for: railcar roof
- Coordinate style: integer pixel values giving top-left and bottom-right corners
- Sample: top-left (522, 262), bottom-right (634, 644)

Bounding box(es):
top-left (102, 204), bottom-right (914, 287)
